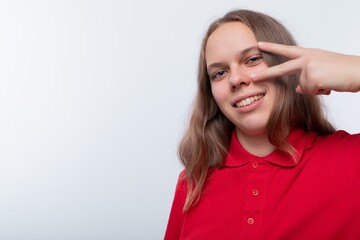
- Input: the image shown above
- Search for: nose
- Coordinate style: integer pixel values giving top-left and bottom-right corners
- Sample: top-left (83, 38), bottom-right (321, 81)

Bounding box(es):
top-left (229, 68), bottom-right (251, 90)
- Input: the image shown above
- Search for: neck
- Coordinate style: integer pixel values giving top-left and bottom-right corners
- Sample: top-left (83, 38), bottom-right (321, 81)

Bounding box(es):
top-left (236, 129), bottom-right (276, 157)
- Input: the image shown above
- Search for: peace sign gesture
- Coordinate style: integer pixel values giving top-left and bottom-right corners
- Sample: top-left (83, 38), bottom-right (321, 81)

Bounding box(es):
top-left (251, 42), bottom-right (360, 95)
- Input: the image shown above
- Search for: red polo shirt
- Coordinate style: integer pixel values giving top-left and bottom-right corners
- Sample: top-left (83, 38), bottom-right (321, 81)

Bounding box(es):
top-left (164, 128), bottom-right (360, 239)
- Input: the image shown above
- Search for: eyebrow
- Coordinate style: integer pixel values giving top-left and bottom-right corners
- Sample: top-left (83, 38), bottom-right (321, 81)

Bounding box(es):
top-left (206, 46), bottom-right (259, 72)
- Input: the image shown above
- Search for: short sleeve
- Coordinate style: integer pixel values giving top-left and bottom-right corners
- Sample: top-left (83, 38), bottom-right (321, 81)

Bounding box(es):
top-left (164, 171), bottom-right (187, 240)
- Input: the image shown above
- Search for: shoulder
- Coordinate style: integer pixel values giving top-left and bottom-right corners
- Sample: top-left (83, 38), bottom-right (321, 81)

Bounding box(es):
top-left (314, 130), bottom-right (360, 150)
top-left (164, 170), bottom-right (187, 240)
top-left (298, 129), bottom-right (360, 166)
top-left (310, 130), bottom-right (360, 176)
top-left (174, 170), bottom-right (187, 192)
top-left (171, 170), bottom-right (187, 206)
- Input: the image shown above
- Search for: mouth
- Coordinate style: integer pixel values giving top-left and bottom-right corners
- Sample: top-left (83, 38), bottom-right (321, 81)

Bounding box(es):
top-left (234, 94), bottom-right (265, 108)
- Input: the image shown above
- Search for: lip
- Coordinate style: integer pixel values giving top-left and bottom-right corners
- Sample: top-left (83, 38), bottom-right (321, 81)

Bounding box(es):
top-left (231, 91), bottom-right (266, 113)
top-left (231, 91), bottom-right (266, 107)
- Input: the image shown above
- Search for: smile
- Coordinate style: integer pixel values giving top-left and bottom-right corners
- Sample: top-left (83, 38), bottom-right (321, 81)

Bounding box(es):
top-left (235, 94), bottom-right (264, 107)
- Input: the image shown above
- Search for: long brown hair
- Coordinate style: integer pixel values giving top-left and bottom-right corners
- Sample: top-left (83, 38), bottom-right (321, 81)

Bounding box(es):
top-left (178, 9), bottom-right (335, 211)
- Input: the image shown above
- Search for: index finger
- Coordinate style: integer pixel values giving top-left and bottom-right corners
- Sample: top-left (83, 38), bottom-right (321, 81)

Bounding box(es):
top-left (258, 42), bottom-right (303, 59)
top-left (251, 58), bottom-right (301, 81)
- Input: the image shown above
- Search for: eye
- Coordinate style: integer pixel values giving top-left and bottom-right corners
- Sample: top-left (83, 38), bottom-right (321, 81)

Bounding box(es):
top-left (246, 55), bottom-right (263, 66)
top-left (211, 70), bottom-right (227, 81)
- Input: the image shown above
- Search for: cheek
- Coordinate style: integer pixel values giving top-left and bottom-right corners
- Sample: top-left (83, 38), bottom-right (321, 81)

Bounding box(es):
top-left (254, 63), bottom-right (269, 73)
top-left (266, 84), bottom-right (278, 108)
top-left (210, 83), bottom-right (227, 103)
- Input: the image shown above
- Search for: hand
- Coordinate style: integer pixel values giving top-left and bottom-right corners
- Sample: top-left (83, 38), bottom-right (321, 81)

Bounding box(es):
top-left (251, 42), bottom-right (360, 95)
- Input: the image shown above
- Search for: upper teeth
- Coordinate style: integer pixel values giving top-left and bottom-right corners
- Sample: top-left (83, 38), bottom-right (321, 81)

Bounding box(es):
top-left (236, 94), bottom-right (264, 107)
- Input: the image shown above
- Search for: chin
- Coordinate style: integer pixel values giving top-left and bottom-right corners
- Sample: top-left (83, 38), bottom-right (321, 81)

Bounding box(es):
top-left (236, 125), bottom-right (268, 137)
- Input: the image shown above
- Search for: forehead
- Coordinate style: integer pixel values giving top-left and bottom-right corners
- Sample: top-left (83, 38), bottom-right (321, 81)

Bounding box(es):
top-left (205, 22), bottom-right (257, 62)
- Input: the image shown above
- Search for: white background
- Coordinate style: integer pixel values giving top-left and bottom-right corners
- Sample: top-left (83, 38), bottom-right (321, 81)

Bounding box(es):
top-left (0, 0), bottom-right (359, 239)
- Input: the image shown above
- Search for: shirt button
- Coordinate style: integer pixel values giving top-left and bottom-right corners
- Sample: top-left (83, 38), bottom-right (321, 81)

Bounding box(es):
top-left (247, 217), bottom-right (255, 225)
top-left (252, 188), bottom-right (259, 196)
top-left (252, 161), bottom-right (259, 169)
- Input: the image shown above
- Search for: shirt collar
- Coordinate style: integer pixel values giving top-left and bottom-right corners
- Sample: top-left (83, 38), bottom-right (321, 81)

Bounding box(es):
top-left (224, 128), bottom-right (317, 168)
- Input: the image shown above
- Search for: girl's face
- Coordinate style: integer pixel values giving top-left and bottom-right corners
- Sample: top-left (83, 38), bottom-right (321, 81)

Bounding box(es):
top-left (205, 22), bottom-right (277, 138)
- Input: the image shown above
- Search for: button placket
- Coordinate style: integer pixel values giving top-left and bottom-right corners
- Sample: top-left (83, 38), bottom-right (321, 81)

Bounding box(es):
top-left (252, 188), bottom-right (259, 196)
top-left (252, 161), bottom-right (259, 169)
top-left (247, 217), bottom-right (255, 225)
top-left (250, 161), bottom-right (260, 197)
top-left (241, 159), bottom-right (268, 238)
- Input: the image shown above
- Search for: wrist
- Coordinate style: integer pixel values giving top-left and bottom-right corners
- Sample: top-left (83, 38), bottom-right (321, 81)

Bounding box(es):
top-left (352, 55), bottom-right (360, 92)
top-left (344, 55), bottom-right (360, 92)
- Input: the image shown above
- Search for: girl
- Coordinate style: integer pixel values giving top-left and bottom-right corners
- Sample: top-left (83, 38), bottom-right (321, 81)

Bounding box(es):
top-left (165, 9), bottom-right (360, 239)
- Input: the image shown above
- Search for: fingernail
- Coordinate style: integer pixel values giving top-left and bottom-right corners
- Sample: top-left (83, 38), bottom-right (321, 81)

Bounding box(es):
top-left (295, 85), bottom-right (303, 94)
top-left (258, 42), bottom-right (264, 46)
top-left (325, 90), bottom-right (332, 95)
